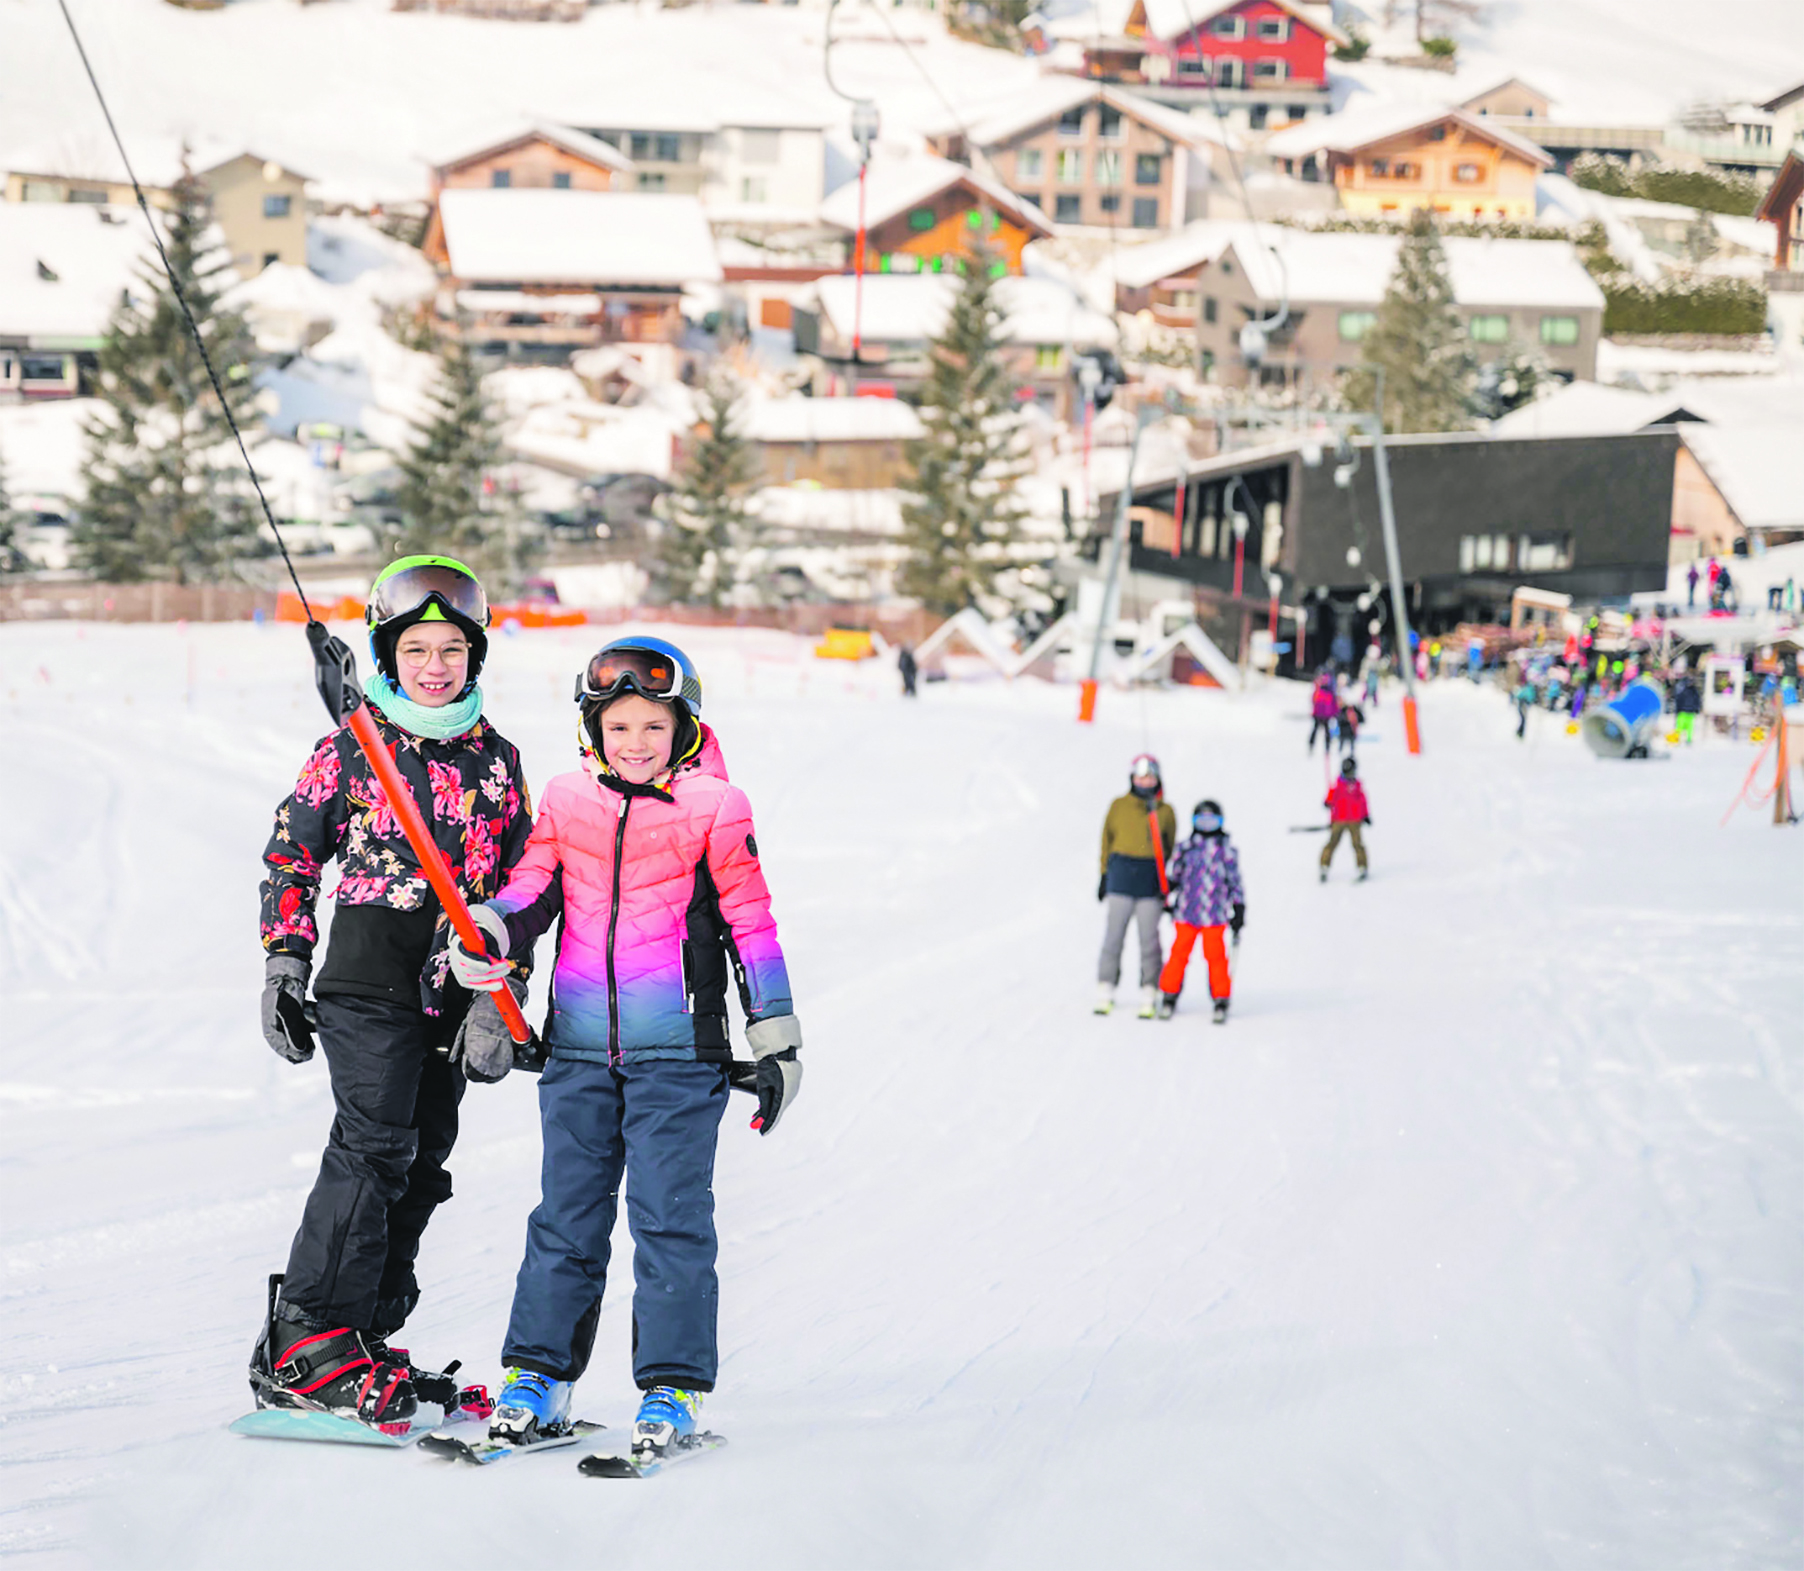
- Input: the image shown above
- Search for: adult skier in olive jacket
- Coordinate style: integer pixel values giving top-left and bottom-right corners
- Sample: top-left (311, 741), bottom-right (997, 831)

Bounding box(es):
top-left (252, 557), bottom-right (535, 1426)
top-left (1096, 753), bottom-right (1177, 1018)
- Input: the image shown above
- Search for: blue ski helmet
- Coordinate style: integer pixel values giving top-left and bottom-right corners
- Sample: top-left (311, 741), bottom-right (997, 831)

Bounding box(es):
top-left (575, 636), bottom-right (704, 773)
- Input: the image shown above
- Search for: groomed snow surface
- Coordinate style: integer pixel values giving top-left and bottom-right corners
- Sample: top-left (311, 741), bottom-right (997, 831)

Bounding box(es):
top-left (2, 622), bottom-right (1799, 1569)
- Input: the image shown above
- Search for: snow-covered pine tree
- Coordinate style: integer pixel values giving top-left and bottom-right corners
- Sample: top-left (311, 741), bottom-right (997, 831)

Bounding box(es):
top-left (899, 242), bottom-right (1029, 616)
top-left (74, 166), bottom-right (263, 584)
top-left (393, 328), bottom-right (533, 590)
top-left (1343, 208), bottom-right (1475, 433)
top-left (655, 373), bottom-right (758, 607)
top-left (0, 447), bottom-right (25, 575)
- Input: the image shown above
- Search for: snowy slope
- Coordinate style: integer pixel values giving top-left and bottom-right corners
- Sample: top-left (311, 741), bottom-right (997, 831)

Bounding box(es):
top-left (1, 622), bottom-right (1800, 1568)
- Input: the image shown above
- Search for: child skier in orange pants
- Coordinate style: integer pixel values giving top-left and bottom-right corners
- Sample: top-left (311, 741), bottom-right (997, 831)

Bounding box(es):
top-left (1155, 800), bottom-right (1245, 1024)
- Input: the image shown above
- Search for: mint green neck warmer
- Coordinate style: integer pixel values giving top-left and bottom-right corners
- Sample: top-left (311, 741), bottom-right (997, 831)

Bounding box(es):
top-left (363, 674), bottom-right (484, 740)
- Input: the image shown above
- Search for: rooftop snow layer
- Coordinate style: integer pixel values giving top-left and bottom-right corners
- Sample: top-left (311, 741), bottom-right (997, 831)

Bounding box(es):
top-left (818, 154), bottom-right (1055, 238)
top-left (437, 189), bottom-right (722, 286)
top-left (744, 396), bottom-right (924, 445)
top-left (424, 119), bottom-right (633, 175)
top-left (1263, 102), bottom-right (1552, 166)
top-left (1679, 426), bottom-right (1804, 533)
top-left (948, 75), bottom-right (1239, 152)
top-left (0, 203), bottom-right (155, 341)
top-left (809, 272), bottom-right (1116, 346)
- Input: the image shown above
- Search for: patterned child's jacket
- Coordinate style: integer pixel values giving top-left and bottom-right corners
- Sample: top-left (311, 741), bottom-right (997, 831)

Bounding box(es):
top-left (260, 700), bottom-right (533, 1012)
top-left (1167, 832), bottom-right (1245, 928)
top-left (483, 724), bottom-right (792, 1065)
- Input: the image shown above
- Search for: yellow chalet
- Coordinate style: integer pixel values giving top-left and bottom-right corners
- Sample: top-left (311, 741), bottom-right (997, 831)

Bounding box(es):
top-left (1264, 102), bottom-right (1552, 221)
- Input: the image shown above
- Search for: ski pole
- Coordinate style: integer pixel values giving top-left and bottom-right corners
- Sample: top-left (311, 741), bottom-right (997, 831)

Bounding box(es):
top-left (1288, 824), bottom-right (1332, 833)
top-left (310, 625), bottom-right (532, 1045)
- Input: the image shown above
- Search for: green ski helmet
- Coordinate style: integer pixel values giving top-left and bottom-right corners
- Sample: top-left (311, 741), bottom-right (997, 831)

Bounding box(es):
top-left (365, 555), bottom-right (492, 696)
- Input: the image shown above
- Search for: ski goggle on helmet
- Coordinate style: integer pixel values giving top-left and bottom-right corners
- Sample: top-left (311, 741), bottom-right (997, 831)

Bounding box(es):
top-left (1129, 753), bottom-right (1160, 782)
top-left (366, 555), bottom-right (491, 689)
top-left (574, 637), bottom-right (704, 773)
top-left (1193, 799), bottom-right (1223, 832)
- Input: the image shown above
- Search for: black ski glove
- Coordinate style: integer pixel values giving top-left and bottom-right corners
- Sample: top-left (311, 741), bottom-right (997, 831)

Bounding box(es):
top-left (1230, 903), bottom-right (1245, 938)
top-left (449, 978), bottom-right (530, 1084)
top-left (261, 954), bottom-right (315, 1064)
top-left (745, 1015), bottom-right (803, 1135)
top-left (1097, 874), bottom-right (1107, 902)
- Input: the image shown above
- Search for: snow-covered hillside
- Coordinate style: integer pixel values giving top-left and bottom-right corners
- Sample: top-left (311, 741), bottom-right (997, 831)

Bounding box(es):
top-left (2, 620), bottom-right (1798, 1567)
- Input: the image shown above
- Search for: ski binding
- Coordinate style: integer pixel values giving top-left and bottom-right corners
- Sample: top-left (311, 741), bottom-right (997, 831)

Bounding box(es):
top-left (420, 1418), bottom-right (603, 1466)
top-left (578, 1431), bottom-right (727, 1479)
top-left (231, 1382), bottom-right (492, 1448)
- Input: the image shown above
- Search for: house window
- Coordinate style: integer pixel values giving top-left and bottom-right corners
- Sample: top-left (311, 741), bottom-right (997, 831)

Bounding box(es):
top-left (1370, 157), bottom-right (1390, 177)
top-left (1056, 150), bottom-right (1083, 185)
top-left (263, 193), bottom-right (292, 217)
top-left (1015, 191), bottom-right (1044, 213)
top-left (1177, 53), bottom-right (1212, 77)
top-left (1454, 162), bottom-right (1482, 182)
top-left (1249, 105), bottom-right (1269, 130)
top-left (1252, 59), bottom-right (1286, 82)
top-left (1391, 161), bottom-right (1419, 179)
top-left (1540, 314), bottom-right (1579, 345)
top-left (67, 186), bottom-right (107, 204)
top-left (1135, 152), bottom-right (1162, 185)
top-left (1210, 13), bottom-right (1244, 38)
top-left (1215, 58), bottom-right (1242, 87)
top-left (1427, 124), bottom-right (1447, 141)
top-left (1132, 196), bottom-right (1159, 228)
top-left (1469, 314), bottom-right (1509, 343)
top-left (1098, 105), bottom-right (1124, 141)
top-left (1055, 193), bottom-right (1082, 223)
top-left (1096, 150), bottom-right (1122, 187)
top-left (1338, 310), bottom-right (1376, 341)
top-left (908, 207), bottom-right (936, 231)
top-left (1256, 15), bottom-right (1289, 38)
top-left (742, 129), bottom-right (780, 164)
top-left (638, 172), bottom-right (667, 191)
top-left (1017, 147), bottom-right (1043, 181)
top-left (261, 252), bottom-right (281, 271)
top-left (1035, 344), bottom-right (1063, 371)
top-left (1518, 533), bottom-right (1573, 571)
top-left (1203, 296), bottom-right (1218, 323)
top-left (1168, 288), bottom-right (1197, 310)
top-left (630, 133), bottom-right (651, 159)
top-left (1287, 103), bottom-right (1308, 119)
top-left (1461, 534), bottom-right (1510, 570)
top-left (552, 171), bottom-right (572, 189)
top-left (741, 176), bottom-right (768, 203)
top-left (490, 170), bottom-right (511, 188)
top-left (1100, 193), bottom-right (1122, 214)
top-left (885, 252), bottom-right (919, 273)
top-left (965, 208), bottom-right (999, 231)
top-left (1059, 106), bottom-right (1086, 138)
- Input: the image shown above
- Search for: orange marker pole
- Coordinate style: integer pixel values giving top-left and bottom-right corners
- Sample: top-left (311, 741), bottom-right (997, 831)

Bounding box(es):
top-left (345, 705), bottom-right (531, 1044)
top-left (1403, 693), bottom-right (1422, 756)
top-left (1079, 678), bottom-right (1098, 723)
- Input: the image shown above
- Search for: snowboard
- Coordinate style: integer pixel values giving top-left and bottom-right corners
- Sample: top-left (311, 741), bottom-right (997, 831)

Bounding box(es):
top-left (419, 1419), bottom-right (604, 1466)
top-left (578, 1432), bottom-right (727, 1479)
top-left (230, 1396), bottom-right (485, 1448)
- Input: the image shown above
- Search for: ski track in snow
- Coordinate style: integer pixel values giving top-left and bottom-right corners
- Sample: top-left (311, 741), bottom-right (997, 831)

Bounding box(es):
top-left (0, 621), bottom-right (1799, 1569)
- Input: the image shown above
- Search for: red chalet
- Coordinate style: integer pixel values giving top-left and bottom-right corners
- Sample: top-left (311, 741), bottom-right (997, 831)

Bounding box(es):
top-left (1082, 0), bottom-right (1347, 133)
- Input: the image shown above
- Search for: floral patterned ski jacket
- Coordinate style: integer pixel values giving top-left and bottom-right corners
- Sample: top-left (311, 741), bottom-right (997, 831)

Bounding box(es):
top-left (260, 700), bottom-right (533, 1014)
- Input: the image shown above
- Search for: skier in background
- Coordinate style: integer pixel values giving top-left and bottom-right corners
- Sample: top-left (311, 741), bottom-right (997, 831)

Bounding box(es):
top-left (1674, 672), bottom-right (1702, 744)
top-left (1307, 672), bottom-right (1338, 753)
top-left (1156, 799), bottom-right (1245, 1024)
top-left (1320, 756), bottom-right (1371, 883)
top-left (1338, 697), bottom-right (1364, 757)
top-left (1687, 561), bottom-right (1700, 609)
top-left (1515, 674), bottom-right (1536, 738)
top-left (448, 637), bottom-right (801, 1456)
top-left (1362, 654), bottom-right (1381, 712)
top-left (252, 557), bottom-right (535, 1426)
top-left (1096, 754), bottom-right (1177, 1018)
top-left (897, 643), bottom-right (918, 698)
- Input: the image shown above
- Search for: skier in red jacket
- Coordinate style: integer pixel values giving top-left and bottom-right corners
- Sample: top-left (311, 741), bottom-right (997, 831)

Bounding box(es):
top-left (1320, 756), bottom-right (1371, 883)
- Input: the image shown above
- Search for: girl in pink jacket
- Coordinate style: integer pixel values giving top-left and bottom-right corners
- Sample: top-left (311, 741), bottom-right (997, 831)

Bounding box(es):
top-left (449, 637), bottom-right (801, 1460)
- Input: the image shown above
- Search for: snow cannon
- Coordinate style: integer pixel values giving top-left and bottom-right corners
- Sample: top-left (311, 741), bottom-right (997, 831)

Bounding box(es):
top-left (1581, 680), bottom-right (1664, 759)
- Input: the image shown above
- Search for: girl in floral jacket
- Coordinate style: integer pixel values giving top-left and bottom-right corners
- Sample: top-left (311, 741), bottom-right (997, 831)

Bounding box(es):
top-left (1156, 799), bottom-right (1246, 1024)
top-left (252, 557), bottom-right (533, 1426)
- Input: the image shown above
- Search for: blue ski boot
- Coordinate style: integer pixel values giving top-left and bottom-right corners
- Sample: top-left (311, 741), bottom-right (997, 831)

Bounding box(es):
top-left (489, 1368), bottom-right (571, 1444)
top-left (632, 1386), bottom-right (703, 1452)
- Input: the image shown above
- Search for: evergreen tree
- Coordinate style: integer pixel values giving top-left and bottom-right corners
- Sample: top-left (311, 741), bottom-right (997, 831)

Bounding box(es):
top-left (393, 328), bottom-right (534, 590)
top-left (1343, 209), bottom-right (1475, 433)
top-left (899, 243), bottom-right (1029, 615)
top-left (0, 448), bottom-right (25, 575)
top-left (655, 374), bottom-right (758, 607)
top-left (75, 167), bottom-right (263, 584)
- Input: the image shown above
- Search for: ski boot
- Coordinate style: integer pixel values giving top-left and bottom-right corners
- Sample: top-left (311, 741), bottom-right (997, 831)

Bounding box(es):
top-left (1318, 864), bottom-right (1328, 883)
top-left (364, 1333), bottom-right (490, 1420)
top-left (1156, 992), bottom-right (1178, 1020)
top-left (1093, 983), bottom-right (1115, 1016)
top-left (1136, 985), bottom-right (1158, 1019)
top-left (1212, 998), bottom-right (1230, 1025)
top-left (489, 1368), bottom-right (573, 1444)
top-left (1356, 867), bottom-right (1369, 883)
top-left (251, 1309), bottom-right (417, 1425)
top-left (633, 1386), bottom-right (703, 1455)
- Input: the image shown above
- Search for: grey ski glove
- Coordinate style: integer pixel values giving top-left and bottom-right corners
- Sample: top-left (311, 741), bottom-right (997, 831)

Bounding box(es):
top-left (745, 1014), bottom-right (803, 1135)
top-left (261, 954), bottom-right (315, 1064)
top-left (448, 904), bottom-right (511, 992)
top-left (450, 977), bottom-right (529, 1084)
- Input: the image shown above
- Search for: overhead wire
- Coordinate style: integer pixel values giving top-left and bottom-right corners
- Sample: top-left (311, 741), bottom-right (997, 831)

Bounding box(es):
top-left (54, 0), bottom-right (317, 623)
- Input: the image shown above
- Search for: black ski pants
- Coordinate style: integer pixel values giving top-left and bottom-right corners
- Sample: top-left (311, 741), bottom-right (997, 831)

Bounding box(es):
top-left (283, 992), bottom-right (466, 1334)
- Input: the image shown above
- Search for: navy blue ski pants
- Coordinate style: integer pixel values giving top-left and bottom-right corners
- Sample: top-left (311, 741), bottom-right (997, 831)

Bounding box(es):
top-left (503, 1055), bottom-right (729, 1391)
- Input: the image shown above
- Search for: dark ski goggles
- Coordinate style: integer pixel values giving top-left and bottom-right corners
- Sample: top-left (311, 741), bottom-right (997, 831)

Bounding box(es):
top-left (367, 563), bottom-right (490, 631)
top-left (574, 646), bottom-right (684, 706)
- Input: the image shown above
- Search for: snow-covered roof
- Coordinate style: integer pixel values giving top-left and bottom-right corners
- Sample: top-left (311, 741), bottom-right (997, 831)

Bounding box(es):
top-left (455, 290), bottom-right (604, 315)
top-left (437, 189), bottom-right (721, 286)
top-left (1131, 0), bottom-right (1347, 48)
top-left (818, 154), bottom-right (1055, 239)
top-left (1264, 103), bottom-right (1553, 167)
top-left (950, 75), bottom-right (1239, 153)
top-left (743, 396), bottom-right (924, 444)
top-left (427, 120), bottom-right (633, 176)
top-left (1, 133), bottom-right (308, 188)
top-left (0, 203), bottom-right (156, 342)
top-left (1490, 382), bottom-right (1686, 438)
top-left (1109, 220), bottom-right (1243, 289)
top-left (809, 273), bottom-right (1116, 348)
top-left (1681, 426), bottom-right (1804, 534)
top-left (1223, 230), bottom-right (1604, 312)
